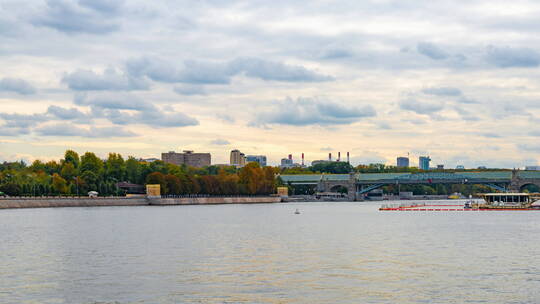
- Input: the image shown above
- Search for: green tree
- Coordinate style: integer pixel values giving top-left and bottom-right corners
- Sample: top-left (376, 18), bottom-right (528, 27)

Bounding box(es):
top-left (80, 152), bottom-right (104, 174)
top-left (52, 173), bottom-right (69, 194)
top-left (125, 157), bottom-right (142, 183)
top-left (81, 170), bottom-right (99, 192)
top-left (60, 162), bottom-right (77, 181)
top-left (64, 150), bottom-right (80, 168)
top-left (105, 153), bottom-right (126, 181)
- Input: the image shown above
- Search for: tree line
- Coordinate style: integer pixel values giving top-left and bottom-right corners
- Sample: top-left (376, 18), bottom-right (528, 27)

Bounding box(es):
top-left (0, 150), bottom-right (277, 197)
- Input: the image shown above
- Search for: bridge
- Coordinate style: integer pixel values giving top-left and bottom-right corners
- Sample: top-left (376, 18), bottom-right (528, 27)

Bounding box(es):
top-left (279, 170), bottom-right (540, 200)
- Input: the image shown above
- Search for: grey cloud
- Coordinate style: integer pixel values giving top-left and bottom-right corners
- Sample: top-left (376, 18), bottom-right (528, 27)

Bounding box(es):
top-left (35, 123), bottom-right (137, 137)
top-left (46, 105), bottom-right (89, 122)
top-left (0, 125), bottom-right (30, 136)
top-left (253, 97), bottom-right (376, 127)
top-left (126, 57), bottom-right (231, 84)
top-left (139, 110), bottom-right (199, 128)
top-left (210, 139), bottom-right (230, 145)
top-left (32, 0), bottom-right (121, 34)
top-left (517, 144), bottom-right (540, 152)
top-left (479, 133), bottom-right (501, 138)
top-left (74, 93), bottom-right (154, 111)
top-left (377, 122), bottom-right (392, 130)
top-left (73, 93), bottom-right (199, 128)
top-left (174, 85), bottom-right (207, 96)
top-left (98, 108), bottom-right (199, 128)
top-left (486, 46), bottom-right (540, 68)
top-left (126, 56), bottom-right (333, 84)
top-left (77, 0), bottom-right (124, 15)
top-left (0, 113), bottom-right (47, 128)
top-left (399, 99), bottom-right (444, 115)
top-left (216, 114), bottom-right (235, 123)
top-left (0, 78), bottom-right (37, 95)
top-left (318, 47), bottom-right (353, 60)
top-left (422, 87), bottom-right (462, 96)
top-left (454, 106), bottom-right (479, 121)
top-left (63, 68), bottom-right (149, 91)
top-left (457, 97), bottom-right (479, 104)
top-left (417, 42), bottom-right (449, 60)
top-left (229, 57), bottom-right (334, 82)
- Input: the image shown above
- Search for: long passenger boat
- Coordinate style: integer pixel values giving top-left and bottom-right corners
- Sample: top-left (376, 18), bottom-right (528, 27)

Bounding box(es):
top-left (472, 193), bottom-right (540, 210)
top-left (379, 193), bottom-right (540, 211)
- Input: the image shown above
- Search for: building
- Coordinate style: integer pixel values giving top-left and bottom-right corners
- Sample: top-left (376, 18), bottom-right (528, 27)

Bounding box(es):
top-left (161, 150), bottom-right (211, 168)
top-left (281, 158), bottom-right (294, 168)
top-left (246, 155), bottom-right (267, 167)
top-left (456, 165), bottom-right (465, 170)
top-left (311, 160), bottom-right (333, 166)
top-left (525, 166), bottom-right (540, 171)
top-left (230, 149), bottom-right (247, 167)
top-left (140, 157), bottom-right (159, 163)
top-left (419, 156), bottom-right (431, 170)
top-left (436, 164), bottom-right (444, 170)
top-left (397, 157), bottom-right (409, 168)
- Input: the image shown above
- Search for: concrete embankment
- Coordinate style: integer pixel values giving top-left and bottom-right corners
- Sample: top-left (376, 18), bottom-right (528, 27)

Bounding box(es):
top-left (149, 196), bottom-right (282, 205)
top-left (0, 197), bottom-right (149, 209)
top-left (0, 196), bottom-right (282, 209)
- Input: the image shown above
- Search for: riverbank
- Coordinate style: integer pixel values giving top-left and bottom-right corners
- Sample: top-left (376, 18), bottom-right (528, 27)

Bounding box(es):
top-left (0, 196), bottom-right (282, 209)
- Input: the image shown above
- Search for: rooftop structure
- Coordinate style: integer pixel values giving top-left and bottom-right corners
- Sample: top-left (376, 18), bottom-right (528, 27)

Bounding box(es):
top-left (419, 156), bottom-right (431, 170)
top-left (161, 150), bottom-right (211, 168)
top-left (246, 155), bottom-right (267, 167)
top-left (397, 157), bottom-right (409, 168)
top-left (230, 149), bottom-right (247, 168)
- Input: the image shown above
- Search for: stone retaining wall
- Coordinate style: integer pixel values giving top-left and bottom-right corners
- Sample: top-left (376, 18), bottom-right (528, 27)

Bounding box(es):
top-left (149, 196), bottom-right (282, 205)
top-left (0, 198), bottom-right (149, 209)
top-left (0, 196), bottom-right (282, 209)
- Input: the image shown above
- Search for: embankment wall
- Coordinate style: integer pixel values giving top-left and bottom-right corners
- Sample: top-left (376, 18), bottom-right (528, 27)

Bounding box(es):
top-left (0, 197), bottom-right (149, 209)
top-left (149, 196), bottom-right (281, 205)
top-left (0, 196), bottom-right (282, 209)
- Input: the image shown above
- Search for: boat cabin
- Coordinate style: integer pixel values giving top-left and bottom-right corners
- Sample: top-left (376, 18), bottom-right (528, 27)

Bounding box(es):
top-left (482, 193), bottom-right (531, 205)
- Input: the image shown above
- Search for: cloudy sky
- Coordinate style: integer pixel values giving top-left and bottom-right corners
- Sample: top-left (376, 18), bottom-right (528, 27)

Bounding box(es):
top-left (2, 0), bottom-right (540, 168)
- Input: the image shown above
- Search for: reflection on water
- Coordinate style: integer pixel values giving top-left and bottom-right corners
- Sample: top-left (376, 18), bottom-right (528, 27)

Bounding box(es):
top-left (1, 200), bottom-right (540, 303)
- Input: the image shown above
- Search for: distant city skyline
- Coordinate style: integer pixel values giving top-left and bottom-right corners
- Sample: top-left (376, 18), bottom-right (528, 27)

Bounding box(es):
top-left (1, 1), bottom-right (540, 169)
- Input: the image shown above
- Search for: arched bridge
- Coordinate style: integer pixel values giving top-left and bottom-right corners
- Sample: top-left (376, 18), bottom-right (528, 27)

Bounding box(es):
top-left (279, 170), bottom-right (540, 200)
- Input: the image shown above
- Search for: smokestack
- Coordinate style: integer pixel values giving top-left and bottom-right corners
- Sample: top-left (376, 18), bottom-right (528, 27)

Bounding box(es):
top-left (302, 153), bottom-right (304, 166)
top-left (329, 153), bottom-right (332, 161)
top-left (338, 152), bottom-right (341, 162)
top-left (288, 154), bottom-right (292, 160)
top-left (347, 152), bottom-right (350, 163)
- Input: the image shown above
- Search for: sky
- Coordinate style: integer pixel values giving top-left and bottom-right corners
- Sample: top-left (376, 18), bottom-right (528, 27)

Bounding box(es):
top-left (1, 0), bottom-right (540, 168)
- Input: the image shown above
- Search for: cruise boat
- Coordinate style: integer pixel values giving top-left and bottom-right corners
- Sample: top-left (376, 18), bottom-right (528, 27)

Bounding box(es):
top-left (473, 193), bottom-right (540, 210)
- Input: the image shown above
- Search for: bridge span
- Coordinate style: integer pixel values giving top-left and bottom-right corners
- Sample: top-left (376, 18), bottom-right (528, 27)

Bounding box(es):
top-left (279, 171), bottom-right (540, 200)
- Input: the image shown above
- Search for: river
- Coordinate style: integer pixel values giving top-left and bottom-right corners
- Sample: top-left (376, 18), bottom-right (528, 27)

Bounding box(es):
top-left (1, 200), bottom-right (539, 303)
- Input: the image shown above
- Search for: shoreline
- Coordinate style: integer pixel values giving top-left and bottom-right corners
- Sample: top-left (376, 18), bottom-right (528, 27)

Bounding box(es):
top-left (0, 196), bottom-right (282, 209)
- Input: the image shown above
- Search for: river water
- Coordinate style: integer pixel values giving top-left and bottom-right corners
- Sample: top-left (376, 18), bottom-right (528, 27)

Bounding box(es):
top-left (1, 200), bottom-right (540, 304)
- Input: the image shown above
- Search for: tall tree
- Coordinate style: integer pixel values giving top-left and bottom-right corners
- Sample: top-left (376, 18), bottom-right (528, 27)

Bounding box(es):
top-left (105, 153), bottom-right (126, 181)
top-left (125, 157), bottom-right (142, 183)
top-left (80, 152), bottom-right (104, 174)
top-left (60, 162), bottom-right (77, 181)
top-left (52, 173), bottom-right (69, 194)
top-left (64, 150), bottom-right (80, 168)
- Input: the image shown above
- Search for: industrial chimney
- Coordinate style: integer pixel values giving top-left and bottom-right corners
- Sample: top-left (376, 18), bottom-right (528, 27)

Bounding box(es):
top-left (302, 153), bottom-right (304, 166)
top-left (347, 152), bottom-right (350, 163)
top-left (338, 152), bottom-right (341, 162)
top-left (329, 153), bottom-right (332, 161)
top-left (288, 154), bottom-right (292, 160)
